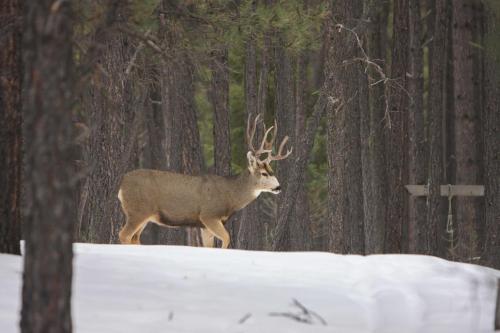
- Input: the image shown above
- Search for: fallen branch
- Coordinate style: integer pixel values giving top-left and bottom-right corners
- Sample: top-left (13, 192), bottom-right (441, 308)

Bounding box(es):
top-left (269, 298), bottom-right (327, 326)
top-left (238, 313), bottom-right (252, 324)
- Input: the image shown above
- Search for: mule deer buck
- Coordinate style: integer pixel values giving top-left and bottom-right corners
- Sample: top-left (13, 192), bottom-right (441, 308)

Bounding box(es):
top-left (117, 115), bottom-right (292, 248)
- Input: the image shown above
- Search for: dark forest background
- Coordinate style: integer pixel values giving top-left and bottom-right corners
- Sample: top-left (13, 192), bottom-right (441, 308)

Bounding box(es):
top-left (0, 1), bottom-right (499, 330)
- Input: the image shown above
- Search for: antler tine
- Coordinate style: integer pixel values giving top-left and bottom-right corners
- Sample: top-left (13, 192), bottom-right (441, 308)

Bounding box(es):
top-left (266, 135), bottom-right (293, 162)
top-left (263, 119), bottom-right (278, 151)
top-left (246, 114), bottom-right (260, 153)
top-left (255, 125), bottom-right (274, 157)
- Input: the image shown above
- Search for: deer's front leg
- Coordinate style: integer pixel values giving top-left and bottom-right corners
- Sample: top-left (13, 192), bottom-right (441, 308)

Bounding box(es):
top-left (201, 228), bottom-right (215, 248)
top-left (200, 218), bottom-right (230, 249)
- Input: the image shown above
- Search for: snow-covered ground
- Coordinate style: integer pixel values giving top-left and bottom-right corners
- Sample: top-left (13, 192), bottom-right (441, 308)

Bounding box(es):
top-left (1, 244), bottom-right (499, 333)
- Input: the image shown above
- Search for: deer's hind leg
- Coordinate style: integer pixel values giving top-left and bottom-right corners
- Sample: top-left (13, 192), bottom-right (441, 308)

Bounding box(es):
top-left (130, 222), bottom-right (149, 244)
top-left (119, 213), bottom-right (148, 245)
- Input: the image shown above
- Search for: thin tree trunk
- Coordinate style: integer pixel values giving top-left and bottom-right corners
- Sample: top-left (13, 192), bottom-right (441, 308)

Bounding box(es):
top-left (364, 0), bottom-right (389, 254)
top-left (290, 51), bottom-right (312, 251)
top-left (209, 45), bottom-right (233, 244)
top-left (0, 0), bottom-right (22, 255)
top-left (180, 56), bottom-right (204, 247)
top-left (274, 33), bottom-right (296, 251)
top-left (386, 0), bottom-right (409, 253)
top-left (481, 3), bottom-right (500, 269)
top-left (452, 0), bottom-right (481, 261)
top-left (408, 0), bottom-right (427, 253)
top-left (141, 68), bottom-right (170, 244)
top-left (237, 36), bottom-right (265, 250)
top-left (157, 1), bottom-right (187, 245)
top-left (426, 0), bottom-right (448, 257)
top-left (21, 0), bottom-right (75, 331)
top-left (210, 48), bottom-right (231, 177)
top-left (326, 0), bottom-right (365, 254)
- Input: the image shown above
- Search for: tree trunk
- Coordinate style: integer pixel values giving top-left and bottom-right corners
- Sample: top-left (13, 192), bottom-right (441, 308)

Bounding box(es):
top-left (210, 47), bottom-right (231, 177)
top-left (452, 0), bottom-right (481, 261)
top-left (364, 0), bottom-right (389, 254)
top-left (326, 0), bottom-right (365, 254)
top-left (156, 1), bottom-right (188, 245)
top-left (140, 68), bottom-right (170, 245)
top-left (21, 0), bottom-right (75, 331)
top-left (408, 0), bottom-right (427, 253)
top-left (0, 0), bottom-right (22, 255)
top-left (274, 33), bottom-right (296, 251)
top-left (78, 3), bottom-right (143, 244)
top-left (237, 36), bottom-right (266, 250)
top-left (290, 51), bottom-right (312, 251)
top-left (481, 3), bottom-right (500, 269)
top-left (179, 56), bottom-right (204, 247)
top-left (272, 93), bottom-right (327, 251)
top-left (386, 0), bottom-right (409, 253)
top-left (209, 45), bottom-right (234, 245)
top-left (426, 0), bottom-right (448, 257)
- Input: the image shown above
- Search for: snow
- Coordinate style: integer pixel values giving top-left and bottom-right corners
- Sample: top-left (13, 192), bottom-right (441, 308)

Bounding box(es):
top-left (1, 244), bottom-right (499, 333)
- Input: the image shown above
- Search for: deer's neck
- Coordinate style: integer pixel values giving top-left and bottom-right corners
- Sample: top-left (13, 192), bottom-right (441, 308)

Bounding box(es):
top-left (229, 169), bottom-right (260, 211)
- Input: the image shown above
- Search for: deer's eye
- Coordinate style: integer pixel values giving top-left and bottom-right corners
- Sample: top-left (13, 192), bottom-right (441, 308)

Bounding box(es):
top-left (262, 172), bottom-right (269, 177)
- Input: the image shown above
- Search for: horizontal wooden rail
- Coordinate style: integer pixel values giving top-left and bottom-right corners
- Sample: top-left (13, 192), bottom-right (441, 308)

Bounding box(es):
top-left (405, 185), bottom-right (484, 197)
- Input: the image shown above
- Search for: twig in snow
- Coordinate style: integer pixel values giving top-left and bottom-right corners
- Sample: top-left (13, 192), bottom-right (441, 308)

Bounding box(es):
top-left (238, 313), bottom-right (252, 324)
top-left (168, 311), bottom-right (174, 321)
top-left (269, 312), bottom-right (311, 324)
top-left (292, 298), bottom-right (327, 326)
top-left (268, 299), bottom-right (327, 326)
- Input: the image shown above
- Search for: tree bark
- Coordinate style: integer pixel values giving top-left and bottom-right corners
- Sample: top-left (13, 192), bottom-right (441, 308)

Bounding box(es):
top-left (452, 0), bottom-right (481, 261)
top-left (364, 0), bottom-right (389, 254)
top-left (272, 93), bottom-right (327, 251)
top-left (21, 0), bottom-right (75, 331)
top-left (290, 51), bottom-right (312, 251)
top-left (209, 45), bottom-right (234, 245)
top-left (140, 67), bottom-right (170, 245)
top-left (386, 0), bottom-right (409, 253)
top-left (78, 3), bottom-right (143, 244)
top-left (0, 0), bottom-right (22, 255)
top-left (481, 3), bottom-right (500, 269)
top-left (326, 0), bottom-right (365, 254)
top-left (237, 36), bottom-right (266, 250)
top-left (210, 47), bottom-right (231, 177)
top-left (274, 33), bottom-right (296, 251)
top-left (425, 0), bottom-right (448, 257)
top-left (179, 56), bottom-right (204, 247)
top-left (156, 1), bottom-right (188, 245)
top-left (408, 0), bottom-right (428, 253)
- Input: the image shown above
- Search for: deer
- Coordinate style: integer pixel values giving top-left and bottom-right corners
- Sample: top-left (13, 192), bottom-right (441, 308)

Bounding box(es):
top-left (117, 115), bottom-right (292, 248)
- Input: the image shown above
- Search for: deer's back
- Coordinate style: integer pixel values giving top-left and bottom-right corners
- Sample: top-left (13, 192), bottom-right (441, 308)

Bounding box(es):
top-left (119, 169), bottom-right (206, 222)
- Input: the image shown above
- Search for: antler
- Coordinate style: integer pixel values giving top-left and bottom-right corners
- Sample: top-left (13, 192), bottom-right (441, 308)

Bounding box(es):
top-left (246, 115), bottom-right (293, 162)
top-left (262, 121), bottom-right (293, 163)
top-left (246, 114), bottom-right (272, 158)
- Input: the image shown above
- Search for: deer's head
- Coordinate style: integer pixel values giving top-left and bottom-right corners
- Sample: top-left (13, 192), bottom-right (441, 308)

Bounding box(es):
top-left (245, 115), bottom-right (292, 195)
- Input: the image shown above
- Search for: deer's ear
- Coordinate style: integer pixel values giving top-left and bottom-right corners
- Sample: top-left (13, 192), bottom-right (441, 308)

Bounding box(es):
top-left (247, 151), bottom-right (257, 172)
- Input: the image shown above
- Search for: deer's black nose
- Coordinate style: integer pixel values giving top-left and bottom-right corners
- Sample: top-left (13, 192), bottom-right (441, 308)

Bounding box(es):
top-left (273, 186), bottom-right (281, 192)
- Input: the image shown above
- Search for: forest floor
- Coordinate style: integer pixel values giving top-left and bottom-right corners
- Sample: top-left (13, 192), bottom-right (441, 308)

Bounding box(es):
top-left (0, 244), bottom-right (499, 333)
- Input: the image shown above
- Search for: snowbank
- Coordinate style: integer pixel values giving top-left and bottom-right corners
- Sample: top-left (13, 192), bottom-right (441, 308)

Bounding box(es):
top-left (1, 244), bottom-right (499, 333)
